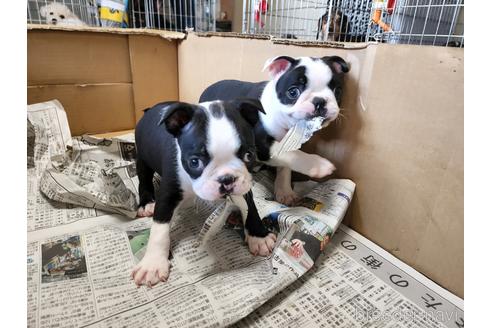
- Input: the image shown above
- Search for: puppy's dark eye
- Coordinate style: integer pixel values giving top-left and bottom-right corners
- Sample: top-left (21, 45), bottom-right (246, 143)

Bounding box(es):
top-left (189, 157), bottom-right (203, 170)
top-left (243, 151), bottom-right (254, 163)
top-left (286, 87), bottom-right (301, 100)
top-left (49, 12), bottom-right (54, 15)
top-left (59, 15), bottom-right (65, 19)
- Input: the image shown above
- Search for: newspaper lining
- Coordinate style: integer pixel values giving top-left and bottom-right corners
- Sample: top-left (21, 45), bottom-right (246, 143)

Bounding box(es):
top-left (27, 100), bottom-right (463, 328)
top-left (233, 225), bottom-right (464, 328)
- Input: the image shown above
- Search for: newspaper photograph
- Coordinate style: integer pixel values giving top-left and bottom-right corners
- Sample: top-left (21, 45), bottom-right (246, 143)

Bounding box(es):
top-left (27, 100), bottom-right (463, 328)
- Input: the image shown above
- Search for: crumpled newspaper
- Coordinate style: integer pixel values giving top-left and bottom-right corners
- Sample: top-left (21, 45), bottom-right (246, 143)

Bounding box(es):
top-left (39, 133), bottom-right (140, 218)
top-left (269, 116), bottom-right (325, 158)
top-left (195, 195), bottom-right (247, 247)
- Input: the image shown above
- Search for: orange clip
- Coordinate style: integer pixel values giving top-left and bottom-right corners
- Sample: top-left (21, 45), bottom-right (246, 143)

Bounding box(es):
top-left (372, 8), bottom-right (392, 32)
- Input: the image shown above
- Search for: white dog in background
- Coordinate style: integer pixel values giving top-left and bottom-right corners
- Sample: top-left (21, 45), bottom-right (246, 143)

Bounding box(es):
top-left (39, 3), bottom-right (87, 27)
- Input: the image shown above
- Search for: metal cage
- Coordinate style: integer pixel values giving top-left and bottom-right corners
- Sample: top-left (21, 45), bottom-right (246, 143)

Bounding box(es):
top-left (27, 1), bottom-right (464, 46)
top-left (27, 0), bottom-right (217, 32)
top-left (242, 0), bottom-right (464, 47)
top-left (129, 0), bottom-right (216, 32)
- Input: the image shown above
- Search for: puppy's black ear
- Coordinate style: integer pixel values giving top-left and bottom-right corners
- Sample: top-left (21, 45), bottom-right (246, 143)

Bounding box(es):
top-left (322, 56), bottom-right (350, 74)
top-left (263, 56), bottom-right (297, 79)
top-left (158, 102), bottom-right (195, 137)
top-left (233, 98), bottom-right (265, 127)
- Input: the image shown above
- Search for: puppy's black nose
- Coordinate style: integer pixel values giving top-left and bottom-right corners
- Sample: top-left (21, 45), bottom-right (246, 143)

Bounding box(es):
top-left (218, 174), bottom-right (237, 191)
top-left (312, 97), bottom-right (327, 117)
top-left (51, 18), bottom-right (58, 24)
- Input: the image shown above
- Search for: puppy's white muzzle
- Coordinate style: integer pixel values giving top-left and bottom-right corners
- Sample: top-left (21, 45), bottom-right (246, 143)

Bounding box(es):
top-left (324, 102), bottom-right (340, 122)
top-left (288, 99), bottom-right (339, 122)
top-left (192, 167), bottom-right (253, 201)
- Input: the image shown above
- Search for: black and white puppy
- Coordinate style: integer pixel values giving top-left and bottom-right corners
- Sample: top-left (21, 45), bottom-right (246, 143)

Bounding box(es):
top-left (132, 99), bottom-right (276, 287)
top-left (200, 56), bottom-right (350, 205)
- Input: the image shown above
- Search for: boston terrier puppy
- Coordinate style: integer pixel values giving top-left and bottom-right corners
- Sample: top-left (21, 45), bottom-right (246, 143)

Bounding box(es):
top-left (200, 56), bottom-right (350, 205)
top-left (132, 99), bottom-right (276, 287)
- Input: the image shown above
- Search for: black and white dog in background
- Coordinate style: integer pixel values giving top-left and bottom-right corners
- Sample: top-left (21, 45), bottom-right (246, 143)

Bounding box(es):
top-left (200, 56), bottom-right (350, 205)
top-left (132, 99), bottom-right (276, 287)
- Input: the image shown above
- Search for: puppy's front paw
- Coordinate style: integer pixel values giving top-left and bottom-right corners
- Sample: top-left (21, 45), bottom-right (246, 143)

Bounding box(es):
top-left (131, 254), bottom-right (170, 287)
top-left (307, 157), bottom-right (336, 179)
top-left (137, 202), bottom-right (155, 218)
top-left (247, 233), bottom-right (277, 256)
top-left (275, 188), bottom-right (301, 206)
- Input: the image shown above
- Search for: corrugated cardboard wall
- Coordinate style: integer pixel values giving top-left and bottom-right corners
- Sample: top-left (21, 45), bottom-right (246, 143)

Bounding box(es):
top-left (26, 30), bottom-right (463, 297)
top-left (178, 34), bottom-right (463, 298)
top-left (27, 30), bottom-right (179, 135)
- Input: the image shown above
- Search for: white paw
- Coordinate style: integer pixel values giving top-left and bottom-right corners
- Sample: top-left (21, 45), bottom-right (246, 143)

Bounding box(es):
top-left (137, 202), bottom-right (155, 218)
top-left (247, 233), bottom-right (277, 256)
top-left (131, 254), bottom-right (170, 287)
top-left (307, 157), bottom-right (336, 179)
top-left (275, 188), bottom-right (301, 206)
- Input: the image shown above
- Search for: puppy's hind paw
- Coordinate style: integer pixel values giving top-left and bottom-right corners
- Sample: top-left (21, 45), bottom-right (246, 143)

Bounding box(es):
top-left (247, 233), bottom-right (277, 257)
top-left (137, 202), bottom-right (155, 218)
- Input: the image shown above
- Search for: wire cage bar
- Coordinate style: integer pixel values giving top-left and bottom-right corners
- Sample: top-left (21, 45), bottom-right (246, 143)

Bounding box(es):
top-left (242, 0), bottom-right (464, 47)
top-left (27, 0), bottom-right (217, 32)
top-left (27, 0), bottom-right (100, 26)
top-left (129, 0), bottom-right (216, 32)
top-left (27, 0), bottom-right (463, 46)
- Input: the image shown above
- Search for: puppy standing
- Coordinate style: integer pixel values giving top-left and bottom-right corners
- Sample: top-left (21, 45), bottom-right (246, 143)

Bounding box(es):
top-left (200, 56), bottom-right (349, 205)
top-left (132, 100), bottom-right (276, 287)
top-left (39, 3), bottom-right (87, 27)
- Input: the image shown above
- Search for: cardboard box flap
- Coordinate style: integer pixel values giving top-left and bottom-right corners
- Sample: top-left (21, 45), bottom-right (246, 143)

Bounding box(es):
top-left (194, 31), bottom-right (271, 40)
top-left (27, 24), bottom-right (185, 40)
top-left (193, 31), bottom-right (372, 49)
top-left (28, 30), bottom-right (132, 85)
top-left (28, 83), bottom-right (136, 135)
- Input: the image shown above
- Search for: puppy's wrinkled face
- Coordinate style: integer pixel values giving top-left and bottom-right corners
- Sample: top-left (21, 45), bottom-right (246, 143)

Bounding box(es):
top-left (39, 3), bottom-right (72, 25)
top-left (265, 56), bottom-right (349, 123)
top-left (163, 100), bottom-right (263, 201)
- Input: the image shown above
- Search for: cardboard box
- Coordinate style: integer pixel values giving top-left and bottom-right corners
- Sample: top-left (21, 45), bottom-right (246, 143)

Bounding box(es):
top-left (27, 24), bottom-right (464, 298)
